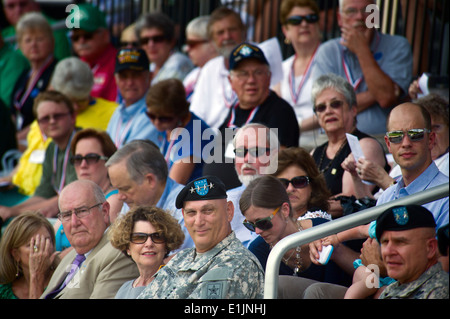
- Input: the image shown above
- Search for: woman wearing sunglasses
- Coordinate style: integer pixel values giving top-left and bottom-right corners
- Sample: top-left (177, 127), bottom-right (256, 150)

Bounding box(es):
top-left (273, 0), bottom-right (327, 151)
top-left (240, 175), bottom-right (340, 284)
top-left (52, 129), bottom-right (122, 254)
top-left (274, 147), bottom-right (331, 221)
top-left (109, 206), bottom-right (184, 299)
top-left (145, 79), bottom-right (212, 185)
top-left (311, 74), bottom-right (390, 218)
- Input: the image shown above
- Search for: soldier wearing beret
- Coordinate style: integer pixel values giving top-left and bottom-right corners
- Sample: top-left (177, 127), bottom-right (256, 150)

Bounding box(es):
top-left (137, 176), bottom-right (264, 299)
top-left (377, 205), bottom-right (449, 299)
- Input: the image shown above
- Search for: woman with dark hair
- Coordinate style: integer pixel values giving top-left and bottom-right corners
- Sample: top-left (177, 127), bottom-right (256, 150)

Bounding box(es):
top-left (134, 12), bottom-right (193, 85)
top-left (240, 175), bottom-right (333, 281)
top-left (109, 206), bottom-right (184, 299)
top-left (273, 147), bottom-right (331, 221)
top-left (146, 78), bottom-right (212, 184)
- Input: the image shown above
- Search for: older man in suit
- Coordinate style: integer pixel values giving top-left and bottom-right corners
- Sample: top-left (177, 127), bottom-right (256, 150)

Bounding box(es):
top-left (41, 180), bottom-right (138, 299)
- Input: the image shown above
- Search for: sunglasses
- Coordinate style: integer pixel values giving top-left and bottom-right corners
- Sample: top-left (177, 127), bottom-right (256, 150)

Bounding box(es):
top-left (70, 153), bottom-right (108, 166)
top-left (314, 100), bottom-right (344, 113)
top-left (139, 35), bottom-right (167, 45)
top-left (278, 176), bottom-right (310, 189)
top-left (120, 41), bottom-right (139, 48)
top-left (70, 32), bottom-right (96, 42)
top-left (185, 39), bottom-right (209, 48)
top-left (130, 232), bottom-right (165, 244)
top-left (243, 206), bottom-right (281, 232)
top-left (234, 147), bottom-right (271, 158)
top-left (386, 128), bottom-right (431, 144)
top-left (146, 111), bottom-right (175, 123)
top-left (37, 112), bottom-right (71, 125)
top-left (286, 14), bottom-right (319, 25)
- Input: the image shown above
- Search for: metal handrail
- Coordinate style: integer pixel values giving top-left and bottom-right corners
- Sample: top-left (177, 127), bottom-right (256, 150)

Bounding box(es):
top-left (264, 183), bottom-right (449, 299)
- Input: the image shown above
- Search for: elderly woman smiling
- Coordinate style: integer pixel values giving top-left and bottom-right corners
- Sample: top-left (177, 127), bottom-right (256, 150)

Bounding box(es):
top-left (109, 206), bottom-right (184, 299)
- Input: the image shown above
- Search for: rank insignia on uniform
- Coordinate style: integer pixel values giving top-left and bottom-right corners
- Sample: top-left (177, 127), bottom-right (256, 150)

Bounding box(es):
top-left (193, 179), bottom-right (213, 196)
top-left (206, 282), bottom-right (222, 299)
top-left (393, 206), bottom-right (409, 225)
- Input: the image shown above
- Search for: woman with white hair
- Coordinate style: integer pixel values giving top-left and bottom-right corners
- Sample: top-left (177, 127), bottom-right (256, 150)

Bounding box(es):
top-left (11, 12), bottom-right (57, 144)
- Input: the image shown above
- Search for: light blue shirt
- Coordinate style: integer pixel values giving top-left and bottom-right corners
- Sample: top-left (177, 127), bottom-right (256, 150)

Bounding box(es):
top-left (312, 31), bottom-right (413, 135)
top-left (376, 162), bottom-right (449, 229)
top-left (106, 96), bottom-right (163, 148)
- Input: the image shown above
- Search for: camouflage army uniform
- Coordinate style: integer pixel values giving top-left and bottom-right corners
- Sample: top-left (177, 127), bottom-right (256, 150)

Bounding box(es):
top-left (379, 263), bottom-right (449, 299)
top-left (137, 232), bottom-right (264, 299)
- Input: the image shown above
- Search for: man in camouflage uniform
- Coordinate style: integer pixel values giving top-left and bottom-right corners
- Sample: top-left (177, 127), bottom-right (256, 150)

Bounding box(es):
top-left (137, 175), bottom-right (264, 299)
top-left (376, 205), bottom-right (449, 299)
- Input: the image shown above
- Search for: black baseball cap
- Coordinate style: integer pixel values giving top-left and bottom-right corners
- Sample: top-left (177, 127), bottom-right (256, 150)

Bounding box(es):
top-left (115, 48), bottom-right (149, 73)
top-left (229, 42), bottom-right (269, 70)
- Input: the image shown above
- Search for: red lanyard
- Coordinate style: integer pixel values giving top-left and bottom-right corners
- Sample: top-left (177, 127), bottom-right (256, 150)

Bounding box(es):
top-left (288, 45), bottom-right (319, 104)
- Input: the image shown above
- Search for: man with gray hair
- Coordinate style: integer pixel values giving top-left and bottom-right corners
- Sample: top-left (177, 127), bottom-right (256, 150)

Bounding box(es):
top-left (227, 123), bottom-right (279, 246)
top-left (41, 180), bottom-right (139, 299)
top-left (311, 0), bottom-right (412, 138)
top-left (106, 140), bottom-right (193, 249)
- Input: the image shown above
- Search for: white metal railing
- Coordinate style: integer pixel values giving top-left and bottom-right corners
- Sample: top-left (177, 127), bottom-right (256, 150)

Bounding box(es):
top-left (264, 183), bottom-right (449, 299)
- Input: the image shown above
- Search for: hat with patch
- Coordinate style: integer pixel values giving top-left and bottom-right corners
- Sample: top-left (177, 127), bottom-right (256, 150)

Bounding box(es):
top-left (175, 176), bottom-right (227, 209)
top-left (115, 48), bottom-right (149, 73)
top-left (74, 3), bottom-right (107, 32)
top-left (229, 42), bottom-right (269, 70)
top-left (375, 204), bottom-right (436, 242)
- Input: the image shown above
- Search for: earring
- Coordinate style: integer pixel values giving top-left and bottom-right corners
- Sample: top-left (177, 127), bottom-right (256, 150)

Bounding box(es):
top-left (284, 38), bottom-right (291, 45)
top-left (15, 260), bottom-right (20, 277)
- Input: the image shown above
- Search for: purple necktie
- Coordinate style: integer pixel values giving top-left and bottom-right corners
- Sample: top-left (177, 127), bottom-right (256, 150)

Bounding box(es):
top-left (45, 254), bottom-right (86, 299)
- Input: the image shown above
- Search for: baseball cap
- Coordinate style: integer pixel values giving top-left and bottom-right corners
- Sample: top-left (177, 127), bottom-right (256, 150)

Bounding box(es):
top-left (115, 48), bottom-right (150, 73)
top-left (229, 42), bottom-right (269, 70)
top-left (73, 3), bottom-right (107, 32)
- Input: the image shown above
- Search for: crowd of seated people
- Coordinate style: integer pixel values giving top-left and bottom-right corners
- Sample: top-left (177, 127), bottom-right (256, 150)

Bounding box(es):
top-left (0, 0), bottom-right (448, 300)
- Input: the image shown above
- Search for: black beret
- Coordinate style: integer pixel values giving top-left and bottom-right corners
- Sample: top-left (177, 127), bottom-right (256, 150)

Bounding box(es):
top-left (375, 205), bottom-right (436, 242)
top-left (437, 223), bottom-right (449, 256)
top-left (175, 176), bottom-right (227, 209)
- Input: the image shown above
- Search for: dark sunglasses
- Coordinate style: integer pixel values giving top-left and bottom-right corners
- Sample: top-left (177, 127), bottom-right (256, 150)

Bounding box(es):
top-left (286, 14), bottom-right (319, 25)
top-left (37, 112), bottom-right (71, 125)
top-left (278, 176), bottom-right (310, 189)
top-left (130, 232), bottom-right (165, 244)
top-left (120, 41), bottom-right (139, 48)
top-left (386, 128), bottom-right (431, 144)
top-left (70, 32), bottom-right (96, 42)
top-left (243, 207), bottom-right (281, 232)
top-left (70, 153), bottom-right (108, 166)
top-left (139, 35), bottom-right (167, 45)
top-left (146, 111), bottom-right (175, 123)
top-left (234, 147), bottom-right (271, 158)
top-left (314, 100), bottom-right (344, 113)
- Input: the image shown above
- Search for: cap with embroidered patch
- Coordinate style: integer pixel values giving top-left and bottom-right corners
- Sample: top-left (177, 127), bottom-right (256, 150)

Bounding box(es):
top-left (175, 176), bottom-right (227, 209)
top-left (115, 48), bottom-right (149, 73)
top-left (375, 204), bottom-right (436, 242)
top-left (229, 42), bottom-right (269, 70)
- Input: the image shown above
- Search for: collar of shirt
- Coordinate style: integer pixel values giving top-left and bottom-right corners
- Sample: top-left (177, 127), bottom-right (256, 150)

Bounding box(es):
top-left (394, 162), bottom-right (439, 198)
top-left (118, 96), bottom-right (147, 122)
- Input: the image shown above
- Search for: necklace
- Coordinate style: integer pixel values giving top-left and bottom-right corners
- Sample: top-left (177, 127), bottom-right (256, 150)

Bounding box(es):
top-left (317, 139), bottom-right (348, 175)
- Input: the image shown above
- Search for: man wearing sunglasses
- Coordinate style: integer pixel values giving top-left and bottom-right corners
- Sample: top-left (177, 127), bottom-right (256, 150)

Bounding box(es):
top-left (69, 4), bottom-right (117, 102)
top-left (376, 102), bottom-right (448, 228)
top-left (137, 175), bottom-right (264, 299)
top-left (311, 0), bottom-right (412, 140)
top-left (41, 180), bottom-right (139, 298)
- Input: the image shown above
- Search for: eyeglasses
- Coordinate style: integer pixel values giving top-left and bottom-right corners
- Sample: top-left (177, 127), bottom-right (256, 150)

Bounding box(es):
top-left (230, 69), bottom-right (270, 82)
top-left (234, 147), bottom-right (271, 158)
top-left (37, 112), bottom-right (71, 125)
top-left (341, 7), bottom-right (371, 18)
top-left (70, 31), bottom-right (96, 42)
top-left (243, 206), bottom-right (281, 232)
top-left (139, 35), bottom-right (167, 45)
top-left (57, 203), bottom-right (103, 222)
top-left (70, 153), bottom-right (109, 166)
top-left (130, 232), bottom-right (166, 244)
top-left (386, 128), bottom-right (431, 144)
top-left (146, 111), bottom-right (175, 123)
top-left (278, 176), bottom-right (310, 189)
top-left (286, 14), bottom-right (319, 25)
top-left (314, 100), bottom-right (344, 113)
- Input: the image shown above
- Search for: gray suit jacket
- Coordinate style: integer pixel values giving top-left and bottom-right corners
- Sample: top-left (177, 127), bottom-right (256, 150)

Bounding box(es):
top-left (41, 232), bottom-right (139, 299)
